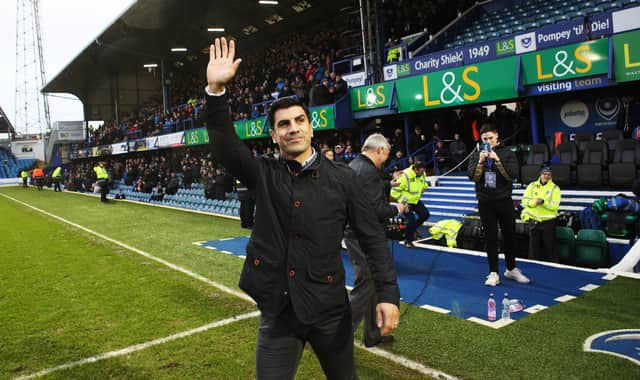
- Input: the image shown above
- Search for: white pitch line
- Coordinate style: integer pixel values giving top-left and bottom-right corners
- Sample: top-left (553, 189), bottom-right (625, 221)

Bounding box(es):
top-left (12, 311), bottom-right (261, 380)
top-left (355, 342), bottom-right (460, 380)
top-left (2, 193), bottom-right (455, 379)
top-left (0, 193), bottom-right (254, 304)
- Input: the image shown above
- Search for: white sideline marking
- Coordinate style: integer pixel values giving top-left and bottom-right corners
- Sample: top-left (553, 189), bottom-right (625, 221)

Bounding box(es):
top-left (420, 304), bottom-right (451, 314)
top-left (466, 317), bottom-right (514, 329)
top-left (0, 193), bottom-right (254, 304)
top-left (2, 193), bottom-right (455, 379)
top-left (524, 304), bottom-right (548, 314)
top-left (580, 284), bottom-right (600, 291)
top-left (221, 250), bottom-right (232, 255)
top-left (602, 273), bottom-right (618, 280)
top-left (555, 295), bottom-right (577, 302)
top-left (355, 342), bottom-right (460, 380)
top-left (12, 311), bottom-right (261, 380)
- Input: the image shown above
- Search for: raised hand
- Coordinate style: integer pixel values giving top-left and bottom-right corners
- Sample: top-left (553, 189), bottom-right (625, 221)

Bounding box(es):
top-left (206, 37), bottom-right (242, 93)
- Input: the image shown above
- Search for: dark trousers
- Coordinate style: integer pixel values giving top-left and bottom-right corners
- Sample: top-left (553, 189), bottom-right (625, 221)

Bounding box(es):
top-left (35, 178), bottom-right (43, 190)
top-left (478, 198), bottom-right (517, 273)
top-left (53, 178), bottom-right (61, 192)
top-left (344, 237), bottom-right (381, 347)
top-left (22, 178), bottom-right (28, 188)
top-left (239, 193), bottom-right (255, 228)
top-left (528, 219), bottom-right (558, 263)
top-left (405, 200), bottom-right (430, 243)
top-left (97, 179), bottom-right (109, 202)
top-left (256, 304), bottom-right (357, 380)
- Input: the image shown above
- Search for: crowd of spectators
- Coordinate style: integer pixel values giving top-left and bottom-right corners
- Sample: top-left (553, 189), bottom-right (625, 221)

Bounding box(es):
top-left (85, 0), bottom-right (486, 150)
top-left (76, 0), bottom-right (535, 183)
top-left (383, 0), bottom-right (476, 45)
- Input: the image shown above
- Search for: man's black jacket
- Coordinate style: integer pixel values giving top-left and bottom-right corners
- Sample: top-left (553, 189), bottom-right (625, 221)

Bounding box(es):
top-left (348, 154), bottom-right (396, 223)
top-left (206, 94), bottom-right (399, 324)
top-left (467, 144), bottom-right (519, 202)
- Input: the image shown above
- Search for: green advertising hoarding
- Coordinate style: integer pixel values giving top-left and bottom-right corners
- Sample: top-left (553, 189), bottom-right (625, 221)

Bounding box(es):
top-left (614, 29), bottom-right (640, 83)
top-left (521, 39), bottom-right (609, 85)
top-left (350, 83), bottom-right (393, 111)
top-left (185, 127), bottom-right (210, 146)
top-left (309, 105), bottom-right (335, 131)
top-left (233, 117), bottom-right (269, 140)
top-left (496, 38), bottom-right (515, 56)
top-left (232, 105), bottom-right (336, 140)
top-left (395, 56), bottom-right (519, 113)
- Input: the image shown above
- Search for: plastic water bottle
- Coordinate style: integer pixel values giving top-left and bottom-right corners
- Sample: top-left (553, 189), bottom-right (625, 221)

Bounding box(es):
top-left (502, 293), bottom-right (511, 320)
top-left (487, 293), bottom-right (496, 321)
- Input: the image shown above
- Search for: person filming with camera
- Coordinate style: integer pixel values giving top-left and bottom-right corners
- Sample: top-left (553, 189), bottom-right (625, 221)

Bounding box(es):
top-left (468, 124), bottom-right (531, 286)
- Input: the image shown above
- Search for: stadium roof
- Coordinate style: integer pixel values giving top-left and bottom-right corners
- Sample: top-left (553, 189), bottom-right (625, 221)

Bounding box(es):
top-left (0, 105), bottom-right (16, 134)
top-left (42, 0), bottom-right (354, 121)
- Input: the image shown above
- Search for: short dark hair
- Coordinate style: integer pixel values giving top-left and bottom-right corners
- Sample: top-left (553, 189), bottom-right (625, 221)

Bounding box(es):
top-left (479, 123), bottom-right (498, 135)
top-left (267, 97), bottom-right (310, 128)
top-left (413, 160), bottom-right (427, 170)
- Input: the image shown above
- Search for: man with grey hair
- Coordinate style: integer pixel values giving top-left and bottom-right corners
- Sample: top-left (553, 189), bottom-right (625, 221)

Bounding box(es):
top-left (345, 133), bottom-right (407, 347)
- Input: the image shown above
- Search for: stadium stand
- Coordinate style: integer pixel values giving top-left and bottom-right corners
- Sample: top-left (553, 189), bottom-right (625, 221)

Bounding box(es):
top-left (0, 147), bottom-right (36, 179)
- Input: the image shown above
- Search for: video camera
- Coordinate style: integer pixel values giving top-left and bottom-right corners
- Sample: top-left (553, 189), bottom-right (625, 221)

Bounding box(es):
top-left (386, 214), bottom-right (409, 240)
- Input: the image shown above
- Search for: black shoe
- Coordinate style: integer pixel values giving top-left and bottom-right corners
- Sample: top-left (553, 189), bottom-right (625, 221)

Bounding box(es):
top-left (404, 241), bottom-right (416, 248)
top-left (365, 335), bottom-right (395, 347)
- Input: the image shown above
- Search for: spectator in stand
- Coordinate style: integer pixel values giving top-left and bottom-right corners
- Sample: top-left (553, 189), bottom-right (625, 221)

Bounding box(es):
top-left (408, 126), bottom-right (427, 161)
top-left (182, 164), bottom-right (193, 189)
top-left (151, 183), bottom-right (165, 202)
top-left (321, 147), bottom-right (335, 160)
top-left (434, 140), bottom-right (450, 175)
top-left (449, 132), bottom-right (467, 171)
top-left (334, 73), bottom-right (348, 99)
top-left (432, 121), bottom-right (449, 141)
top-left (387, 150), bottom-right (407, 173)
top-left (341, 144), bottom-right (357, 163)
top-left (333, 144), bottom-right (345, 162)
top-left (204, 171), bottom-right (216, 199)
top-left (214, 167), bottom-right (226, 200)
top-left (309, 79), bottom-right (333, 106)
top-left (166, 172), bottom-right (179, 195)
top-left (390, 128), bottom-right (405, 155)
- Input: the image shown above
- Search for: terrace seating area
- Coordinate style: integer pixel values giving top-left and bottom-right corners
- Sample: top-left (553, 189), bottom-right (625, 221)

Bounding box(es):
top-left (110, 180), bottom-right (241, 217)
top-left (0, 148), bottom-right (36, 178)
top-left (443, 0), bottom-right (638, 49)
top-left (513, 133), bottom-right (639, 187)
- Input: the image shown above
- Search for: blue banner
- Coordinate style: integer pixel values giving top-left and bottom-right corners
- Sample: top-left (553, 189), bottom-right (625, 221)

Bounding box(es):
top-left (535, 18), bottom-right (588, 51)
top-left (590, 12), bottom-right (613, 38)
top-left (522, 75), bottom-right (616, 96)
top-left (543, 92), bottom-right (621, 136)
top-left (463, 40), bottom-right (499, 64)
top-left (409, 48), bottom-right (465, 75)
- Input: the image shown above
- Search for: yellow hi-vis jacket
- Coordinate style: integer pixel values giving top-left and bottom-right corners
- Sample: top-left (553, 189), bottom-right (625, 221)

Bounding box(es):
top-left (52, 167), bottom-right (62, 178)
top-left (21, 170), bottom-right (28, 178)
top-left (520, 178), bottom-right (561, 222)
top-left (93, 165), bottom-right (109, 180)
top-left (390, 166), bottom-right (429, 205)
top-left (429, 219), bottom-right (463, 248)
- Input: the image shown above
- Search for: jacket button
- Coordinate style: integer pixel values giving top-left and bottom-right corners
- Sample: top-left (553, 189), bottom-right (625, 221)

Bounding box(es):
top-left (289, 269), bottom-right (296, 277)
top-left (294, 200), bottom-right (302, 208)
top-left (327, 275), bottom-right (333, 283)
top-left (253, 258), bottom-right (261, 267)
